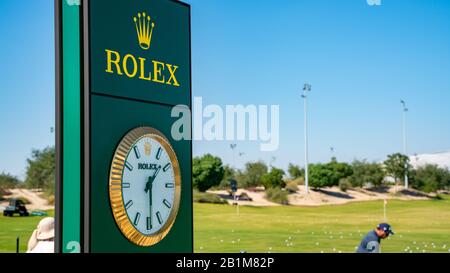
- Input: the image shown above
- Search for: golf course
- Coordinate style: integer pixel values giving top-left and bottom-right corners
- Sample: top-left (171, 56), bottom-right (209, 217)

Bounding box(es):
top-left (1, 196), bottom-right (450, 253)
top-left (194, 195), bottom-right (450, 253)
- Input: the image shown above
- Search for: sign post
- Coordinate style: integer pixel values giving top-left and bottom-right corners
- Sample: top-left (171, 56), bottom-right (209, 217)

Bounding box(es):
top-left (55, 0), bottom-right (82, 253)
top-left (56, 0), bottom-right (192, 253)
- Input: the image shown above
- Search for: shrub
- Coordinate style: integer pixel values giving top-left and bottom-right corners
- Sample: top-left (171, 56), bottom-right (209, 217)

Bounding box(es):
top-left (0, 172), bottom-right (22, 189)
top-left (25, 147), bottom-right (55, 195)
top-left (339, 178), bottom-right (352, 192)
top-left (238, 192), bottom-right (252, 201)
top-left (265, 188), bottom-right (289, 205)
top-left (348, 160), bottom-right (385, 188)
top-left (214, 165), bottom-right (237, 190)
top-left (193, 190), bottom-right (227, 204)
top-left (410, 164), bottom-right (450, 193)
top-left (261, 167), bottom-right (286, 189)
top-left (288, 163), bottom-right (303, 179)
top-left (309, 159), bottom-right (353, 189)
top-left (294, 177), bottom-right (305, 185)
top-left (47, 195), bottom-right (55, 205)
top-left (285, 181), bottom-right (299, 193)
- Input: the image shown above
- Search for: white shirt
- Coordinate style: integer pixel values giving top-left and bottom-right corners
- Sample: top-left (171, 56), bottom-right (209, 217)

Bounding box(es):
top-left (27, 241), bottom-right (54, 253)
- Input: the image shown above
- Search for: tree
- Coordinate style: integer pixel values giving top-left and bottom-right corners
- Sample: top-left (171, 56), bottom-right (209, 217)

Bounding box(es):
top-left (218, 165), bottom-right (237, 189)
top-left (309, 159), bottom-right (353, 189)
top-left (309, 163), bottom-right (335, 189)
top-left (410, 164), bottom-right (450, 193)
top-left (261, 167), bottom-right (285, 189)
top-left (348, 160), bottom-right (385, 188)
top-left (0, 172), bottom-right (21, 189)
top-left (384, 153), bottom-right (411, 184)
top-left (328, 159), bottom-right (353, 182)
top-left (239, 161), bottom-right (268, 188)
top-left (25, 146), bottom-right (55, 194)
top-left (287, 163), bottom-right (303, 179)
top-left (0, 172), bottom-right (22, 199)
top-left (192, 154), bottom-right (225, 192)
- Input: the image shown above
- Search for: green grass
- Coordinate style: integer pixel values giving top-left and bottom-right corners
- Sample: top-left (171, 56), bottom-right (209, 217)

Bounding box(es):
top-left (2, 197), bottom-right (450, 253)
top-left (0, 210), bottom-right (54, 253)
top-left (194, 196), bottom-right (450, 253)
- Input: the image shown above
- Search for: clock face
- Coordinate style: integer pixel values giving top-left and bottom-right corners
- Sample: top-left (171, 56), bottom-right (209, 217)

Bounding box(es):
top-left (109, 127), bottom-right (181, 247)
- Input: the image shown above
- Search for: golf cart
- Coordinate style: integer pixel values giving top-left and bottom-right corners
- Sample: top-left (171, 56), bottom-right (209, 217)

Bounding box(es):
top-left (3, 198), bottom-right (29, 217)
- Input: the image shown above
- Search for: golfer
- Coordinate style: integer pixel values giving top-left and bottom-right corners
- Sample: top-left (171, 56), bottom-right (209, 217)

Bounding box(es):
top-left (356, 223), bottom-right (394, 253)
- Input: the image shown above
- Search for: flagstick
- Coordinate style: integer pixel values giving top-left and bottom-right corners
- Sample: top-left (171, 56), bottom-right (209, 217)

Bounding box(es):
top-left (236, 195), bottom-right (240, 216)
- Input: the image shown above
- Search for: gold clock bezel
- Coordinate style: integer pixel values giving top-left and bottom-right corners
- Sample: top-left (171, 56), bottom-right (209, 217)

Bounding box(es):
top-left (109, 127), bottom-right (181, 247)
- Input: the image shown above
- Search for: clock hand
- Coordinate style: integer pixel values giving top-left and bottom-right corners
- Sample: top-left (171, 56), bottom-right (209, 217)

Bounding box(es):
top-left (152, 165), bottom-right (162, 181)
top-left (144, 175), bottom-right (153, 229)
top-left (144, 165), bottom-right (161, 193)
top-left (144, 165), bottom-right (162, 230)
top-left (148, 180), bottom-right (152, 230)
top-left (144, 175), bottom-right (153, 193)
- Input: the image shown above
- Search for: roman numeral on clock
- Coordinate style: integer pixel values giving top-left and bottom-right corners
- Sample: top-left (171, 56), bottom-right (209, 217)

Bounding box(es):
top-left (125, 161), bottom-right (133, 171)
top-left (165, 183), bottom-right (174, 188)
top-left (133, 146), bottom-right (140, 159)
top-left (122, 183), bottom-right (130, 189)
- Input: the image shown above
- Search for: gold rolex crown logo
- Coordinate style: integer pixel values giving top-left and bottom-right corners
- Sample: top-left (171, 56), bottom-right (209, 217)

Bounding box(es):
top-left (133, 12), bottom-right (155, 50)
top-left (144, 142), bottom-right (151, 156)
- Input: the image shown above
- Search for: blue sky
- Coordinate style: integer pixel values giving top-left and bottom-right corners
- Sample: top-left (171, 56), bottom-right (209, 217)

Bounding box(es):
top-left (1, 0), bottom-right (450, 179)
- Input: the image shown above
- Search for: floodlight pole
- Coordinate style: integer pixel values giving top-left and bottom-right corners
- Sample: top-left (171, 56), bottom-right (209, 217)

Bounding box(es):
top-left (230, 144), bottom-right (237, 168)
top-left (302, 84), bottom-right (311, 194)
top-left (230, 144), bottom-right (239, 215)
top-left (401, 100), bottom-right (409, 189)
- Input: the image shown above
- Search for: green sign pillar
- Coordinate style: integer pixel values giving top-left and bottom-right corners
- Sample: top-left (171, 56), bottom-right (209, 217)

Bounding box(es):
top-left (55, 0), bottom-right (82, 253)
top-left (56, 0), bottom-right (192, 253)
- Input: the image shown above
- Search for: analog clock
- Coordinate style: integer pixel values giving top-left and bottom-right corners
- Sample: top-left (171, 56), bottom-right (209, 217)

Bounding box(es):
top-left (109, 127), bottom-right (181, 247)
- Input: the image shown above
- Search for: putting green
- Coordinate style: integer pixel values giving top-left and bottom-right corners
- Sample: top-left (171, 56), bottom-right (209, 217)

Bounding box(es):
top-left (194, 195), bottom-right (450, 253)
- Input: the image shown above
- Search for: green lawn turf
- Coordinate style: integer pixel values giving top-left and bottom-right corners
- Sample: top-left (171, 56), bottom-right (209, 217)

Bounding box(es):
top-left (0, 210), bottom-right (54, 253)
top-left (1, 196), bottom-right (450, 253)
top-left (194, 195), bottom-right (450, 253)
